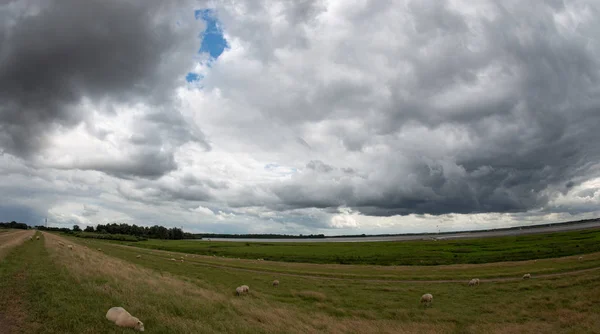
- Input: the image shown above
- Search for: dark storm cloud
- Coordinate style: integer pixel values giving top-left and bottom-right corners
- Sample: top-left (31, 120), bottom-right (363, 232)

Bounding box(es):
top-left (0, 0), bottom-right (208, 175)
top-left (0, 203), bottom-right (45, 225)
top-left (243, 1), bottom-right (600, 217)
top-left (75, 149), bottom-right (178, 180)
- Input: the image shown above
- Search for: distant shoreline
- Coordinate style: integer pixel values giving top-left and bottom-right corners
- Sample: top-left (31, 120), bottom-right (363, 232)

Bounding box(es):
top-left (193, 217), bottom-right (600, 242)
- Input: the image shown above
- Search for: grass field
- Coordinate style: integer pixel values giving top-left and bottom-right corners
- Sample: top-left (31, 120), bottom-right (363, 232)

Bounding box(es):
top-left (1, 230), bottom-right (599, 333)
top-left (107, 228), bottom-right (600, 266)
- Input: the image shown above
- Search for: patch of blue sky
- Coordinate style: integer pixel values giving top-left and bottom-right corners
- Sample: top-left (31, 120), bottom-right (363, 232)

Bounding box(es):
top-left (264, 163), bottom-right (298, 176)
top-left (195, 9), bottom-right (228, 59)
top-left (264, 163), bottom-right (280, 171)
top-left (185, 72), bottom-right (203, 83)
top-left (187, 9), bottom-right (229, 83)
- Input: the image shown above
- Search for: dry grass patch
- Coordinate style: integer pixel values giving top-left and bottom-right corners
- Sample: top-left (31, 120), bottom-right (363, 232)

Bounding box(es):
top-left (0, 229), bottom-right (34, 259)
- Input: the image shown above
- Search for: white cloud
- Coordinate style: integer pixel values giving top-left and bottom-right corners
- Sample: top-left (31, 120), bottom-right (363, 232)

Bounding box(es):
top-left (191, 206), bottom-right (215, 216)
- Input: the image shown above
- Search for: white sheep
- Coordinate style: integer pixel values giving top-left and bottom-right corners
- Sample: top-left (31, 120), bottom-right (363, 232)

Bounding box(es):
top-left (523, 273), bottom-right (531, 279)
top-left (420, 293), bottom-right (433, 306)
top-left (36, 236), bottom-right (40, 240)
top-left (272, 280), bottom-right (280, 287)
top-left (578, 256), bottom-right (583, 261)
top-left (241, 285), bottom-right (249, 293)
top-left (235, 286), bottom-right (244, 296)
top-left (170, 258), bottom-right (176, 261)
top-left (58, 241), bottom-right (65, 246)
top-left (468, 279), bottom-right (478, 286)
top-left (97, 248), bottom-right (102, 252)
top-left (29, 236), bottom-right (33, 241)
top-left (136, 255), bottom-right (142, 259)
top-left (67, 245), bottom-right (73, 250)
top-left (106, 306), bottom-right (145, 331)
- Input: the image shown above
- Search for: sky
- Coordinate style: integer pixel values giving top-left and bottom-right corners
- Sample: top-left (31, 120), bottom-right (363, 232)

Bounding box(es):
top-left (1, 0), bottom-right (600, 235)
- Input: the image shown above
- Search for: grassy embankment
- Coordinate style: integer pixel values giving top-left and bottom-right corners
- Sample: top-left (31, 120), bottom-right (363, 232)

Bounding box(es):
top-left (0, 230), bottom-right (599, 333)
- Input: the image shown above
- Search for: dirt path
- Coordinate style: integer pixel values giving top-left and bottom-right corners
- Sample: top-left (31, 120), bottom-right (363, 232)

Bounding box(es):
top-left (0, 230), bottom-right (35, 260)
top-left (100, 241), bottom-right (600, 285)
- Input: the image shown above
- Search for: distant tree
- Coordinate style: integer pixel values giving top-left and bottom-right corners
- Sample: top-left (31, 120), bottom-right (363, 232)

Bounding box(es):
top-left (0, 221), bottom-right (28, 230)
top-left (72, 225), bottom-right (82, 232)
top-left (84, 226), bottom-right (94, 233)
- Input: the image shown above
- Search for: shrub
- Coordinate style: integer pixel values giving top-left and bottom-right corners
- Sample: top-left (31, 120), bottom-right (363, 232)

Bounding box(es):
top-left (73, 232), bottom-right (146, 242)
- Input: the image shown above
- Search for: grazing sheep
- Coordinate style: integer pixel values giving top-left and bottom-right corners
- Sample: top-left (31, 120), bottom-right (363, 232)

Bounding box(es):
top-left (578, 256), bottom-right (583, 261)
top-left (420, 293), bottom-right (433, 306)
top-left (97, 248), bottom-right (102, 252)
top-left (468, 279), bottom-right (478, 286)
top-left (235, 286), bottom-right (244, 296)
top-left (136, 255), bottom-right (142, 259)
top-left (170, 258), bottom-right (176, 261)
top-left (58, 242), bottom-right (65, 246)
top-left (241, 285), bottom-right (250, 293)
top-left (36, 236), bottom-right (40, 240)
top-left (272, 280), bottom-right (280, 287)
top-left (29, 236), bottom-right (33, 241)
top-left (106, 306), bottom-right (145, 332)
top-left (67, 245), bottom-right (73, 250)
top-left (523, 273), bottom-right (531, 279)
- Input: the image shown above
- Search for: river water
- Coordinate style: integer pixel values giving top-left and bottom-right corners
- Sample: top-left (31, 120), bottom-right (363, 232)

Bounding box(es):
top-left (194, 220), bottom-right (600, 243)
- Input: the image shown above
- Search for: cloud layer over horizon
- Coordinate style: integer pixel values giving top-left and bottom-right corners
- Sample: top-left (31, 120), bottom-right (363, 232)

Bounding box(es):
top-left (1, 0), bottom-right (600, 234)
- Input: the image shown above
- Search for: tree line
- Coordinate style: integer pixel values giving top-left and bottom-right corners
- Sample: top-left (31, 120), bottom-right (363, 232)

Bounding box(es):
top-left (82, 223), bottom-right (194, 240)
top-left (34, 223), bottom-right (194, 240)
top-left (0, 221), bottom-right (30, 230)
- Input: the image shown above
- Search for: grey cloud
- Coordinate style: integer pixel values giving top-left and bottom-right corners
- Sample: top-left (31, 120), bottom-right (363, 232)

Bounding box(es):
top-left (181, 174), bottom-right (229, 190)
top-left (81, 205), bottom-right (99, 217)
top-left (306, 160), bottom-right (334, 173)
top-left (576, 188), bottom-right (598, 199)
top-left (0, 0), bottom-right (208, 177)
top-left (70, 149), bottom-right (178, 180)
top-left (117, 178), bottom-right (214, 205)
top-left (296, 137), bottom-right (312, 150)
top-left (208, 0), bottom-right (600, 217)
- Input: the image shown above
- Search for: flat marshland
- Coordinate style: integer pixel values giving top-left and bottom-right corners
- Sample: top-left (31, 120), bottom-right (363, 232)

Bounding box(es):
top-left (115, 228), bottom-right (600, 265)
top-left (0, 229), bottom-right (599, 333)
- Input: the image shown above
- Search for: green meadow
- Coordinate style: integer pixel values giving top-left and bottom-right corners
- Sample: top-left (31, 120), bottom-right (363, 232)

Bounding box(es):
top-left (0, 229), bottom-right (599, 333)
top-left (107, 228), bottom-right (600, 266)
